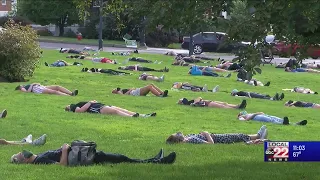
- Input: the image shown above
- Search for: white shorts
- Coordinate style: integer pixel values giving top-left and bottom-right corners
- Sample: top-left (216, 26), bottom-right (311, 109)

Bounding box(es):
top-left (130, 88), bottom-right (141, 96)
top-left (32, 85), bottom-right (45, 94)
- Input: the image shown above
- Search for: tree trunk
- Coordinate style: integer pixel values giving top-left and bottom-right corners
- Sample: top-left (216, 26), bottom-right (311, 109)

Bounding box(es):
top-left (58, 22), bottom-right (65, 36)
top-left (188, 32), bottom-right (194, 56)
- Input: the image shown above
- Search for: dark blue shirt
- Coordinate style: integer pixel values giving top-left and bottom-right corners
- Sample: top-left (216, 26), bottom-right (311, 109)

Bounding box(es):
top-left (33, 148), bottom-right (62, 164)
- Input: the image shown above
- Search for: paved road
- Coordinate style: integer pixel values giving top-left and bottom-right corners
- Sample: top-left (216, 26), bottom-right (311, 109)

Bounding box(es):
top-left (40, 42), bottom-right (320, 64)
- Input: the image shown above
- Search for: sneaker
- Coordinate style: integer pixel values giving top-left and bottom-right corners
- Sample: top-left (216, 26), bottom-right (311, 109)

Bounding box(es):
top-left (132, 113), bottom-right (139, 117)
top-left (283, 117), bottom-right (290, 125)
top-left (0, 109), bottom-right (7, 118)
top-left (202, 84), bottom-right (208, 92)
top-left (164, 67), bottom-right (169, 72)
top-left (315, 92), bottom-right (318, 94)
top-left (31, 134), bottom-right (47, 146)
top-left (160, 74), bottom-right (165, 82)
top-left (159, 152), bottom-right (176, 164)
top-left (154, 148), bottom-right (164, 159)
top-left (21, 134), bottom-right (33, 143)
top-left (238, 100), bottom-right (247, 109)
top-left (253, 80), bottom-right (258, 86)
top-left (44, 62), bottom-right (49, 66)
top-left (141, 112), bottom-right (157, 117)
top-left (154, 60), bottom-right (158, 64)
top-left (261, 129), bottom-right (268, 139)
top-left (279, 93), bottom-right (285, 100)
top-left (212, 85), bottom-right (220, 93)
top-left (272, 93), bottom-right (279, 101)
top-left (257, 125), bottom-right (267, 139)
top-left (225, 73), bottom-right (231, 78)
top-left (161, 90), bottom-right (168, 97)
top-left (72, 89), bottom-right (79, 96)
top-left (265, 81), bottom-right (271, 86)
top-left (296, 120), bottom-right (307, 126)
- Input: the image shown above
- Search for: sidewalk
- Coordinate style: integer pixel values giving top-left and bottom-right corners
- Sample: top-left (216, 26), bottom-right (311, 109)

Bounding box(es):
top-left (38, 38), bottom-right (128, 48)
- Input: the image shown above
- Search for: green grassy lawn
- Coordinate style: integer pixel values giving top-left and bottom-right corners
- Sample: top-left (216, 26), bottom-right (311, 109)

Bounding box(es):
top-left (38, 36), bottom-right (182, 49)
top-left (1, 50), bottom-right (320, 180)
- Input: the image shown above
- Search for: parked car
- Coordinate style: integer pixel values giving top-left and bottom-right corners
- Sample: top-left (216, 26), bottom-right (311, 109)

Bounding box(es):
top-left (273, 41), bottom-right (320, 59)
top-left (181, 32), bottom-right (249, 54)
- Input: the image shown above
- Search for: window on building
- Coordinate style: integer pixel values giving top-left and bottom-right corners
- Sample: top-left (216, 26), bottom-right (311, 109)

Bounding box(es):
top-left (2, 0), bottom-right (6, 5)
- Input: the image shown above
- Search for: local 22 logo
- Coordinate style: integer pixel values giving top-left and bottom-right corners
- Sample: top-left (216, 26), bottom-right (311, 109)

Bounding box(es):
top-left (265, 142), bottom-right (289, 158)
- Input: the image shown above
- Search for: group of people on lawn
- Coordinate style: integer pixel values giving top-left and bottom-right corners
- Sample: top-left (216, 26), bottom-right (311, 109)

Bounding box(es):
top-left (2, 48), bottom-right (319, 167)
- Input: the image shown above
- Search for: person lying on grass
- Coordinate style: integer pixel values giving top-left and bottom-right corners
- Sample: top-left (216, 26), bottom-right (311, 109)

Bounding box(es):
top-left (112, 84), bottom-right (169, 97)
top-left (282, 87), bottom-right (318, 94)
top-left (118, 65), bottom-right (169, 72)
top-left (215, 60), bottom-right (242, 71)
top-left (172, 82), bottom-right (220, 93)
top-left (66, 55), bottom-right (86, 59)
top-left (285, 100), bottom-right (320, 109)
top-left (237, 111), bottom-right (307, 126)
top-left (125, 57), bottom-right (153, 63)
top-left (175, 54), bottom-right (202, 63)
top-left (189, 66), bottom-right (231, 78)
top-left (275, 59), bottom-right (320, 69)
top-left (15, 83), bottom-right (78, 96)
top-left (231, 89), bottom-right (284, 101)
top-left (285, 67), bottom-right (320, 73)
top-left (59, 48), bottom-right (89, 55)
top-left (166, 125), bottom-right (268, 145)
top-left (0, 109), bottom-right (7, 118)
top-left (65, 100), bottom-right (157, 117)
top-left (67, 55), bottom-right (116, 64)
top-left (10, 144), bottom-right (176, 165)
top-left (139, 73), bottom-right (165, 82)
top-left (1, 134), bottom-right (47, 146)
top-left (82, 67), bottom-right (132, 75)
top-left (237, 78), bottom-right (271, 87)
top-left (44, 60), bottom-right (82, 67)
top-left (177, 97), bottom-right (247, 109)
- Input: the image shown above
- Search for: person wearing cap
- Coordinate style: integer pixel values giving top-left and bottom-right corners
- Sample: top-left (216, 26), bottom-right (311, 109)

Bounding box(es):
top-left (231, 89), bottom-right (284, 101)
top-left (177, 97), bottom-right (247, 109)
top-left (10, 145), bottom-right (176, 165)
top-left (0, 134), bottom-right (47, 145)
top-left (166, 125), bottom-right (268, 145)
top-left (237, 111), bottom-right (308, 125)
top-left (0, 109), bottom-right (7, 118)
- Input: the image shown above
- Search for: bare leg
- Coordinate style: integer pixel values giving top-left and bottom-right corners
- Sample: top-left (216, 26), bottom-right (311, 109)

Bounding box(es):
top-left (313, 104), bottom-right (320, 109)
top-left (307, 69), bottom-right (320, 73)
top-left (212, 67), bottom-right (229, 72)
top-left (248, 134), bottom-right (259, 140)
top-left (213, 101), bottom-right (238, 108)
top-left (149, 84), bottom-right (163, 92)
top-left (42, 89), bottom-right (69, 96)
top-left (100, 106), bottom-right (133, 117)
top-left (0, 139), bottom-right (28, 145)
top-left (45, 85), bottom-right (73, 95)
top-left (208, 102), bottom-right (234, 109)
top-left (139, 84), bottom-right (162, 96)
top-left (146, 76), bottom-right (160, 81)
top-left (110, 106), bottom-right (136, 115)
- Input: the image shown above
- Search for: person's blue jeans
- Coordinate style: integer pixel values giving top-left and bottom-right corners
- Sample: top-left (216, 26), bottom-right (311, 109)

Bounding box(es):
top-left (252, 114), bottom-right (283, 124)
top-left (51, 61), bottom-right (66, 67)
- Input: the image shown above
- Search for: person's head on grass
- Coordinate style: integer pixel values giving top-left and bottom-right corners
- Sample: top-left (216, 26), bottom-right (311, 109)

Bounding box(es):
top-left (15, 85), bottom-right (23, 91)
top-left (166, 132), bottom-right (185, 144)
top-left (177, 98), bottom-right (194, 105)
top-left (11, 150), bottom-right (35, 164)
top-left (231, 89), bottom-right (239, 96)
top-left (118, 66), bottom-right (126, 70)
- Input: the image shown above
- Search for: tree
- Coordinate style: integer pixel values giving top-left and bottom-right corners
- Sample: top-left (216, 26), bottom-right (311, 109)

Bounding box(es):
top-left (225, 0), bottom-right (320, 78)
top-left (0, 20), bottom-right (41, 82)
top-left (17, 0), bottom-right (79, 36)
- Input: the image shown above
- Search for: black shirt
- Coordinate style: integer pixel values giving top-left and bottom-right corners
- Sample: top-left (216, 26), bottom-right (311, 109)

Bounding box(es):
top-left (121, 89), bottom-right (129, 94)
top-left (236, 91), bottom-right (249, 96)
top-left (33, 148), bottom-right (62, 164)
top-left (70, 102), bottom-right (105, 113)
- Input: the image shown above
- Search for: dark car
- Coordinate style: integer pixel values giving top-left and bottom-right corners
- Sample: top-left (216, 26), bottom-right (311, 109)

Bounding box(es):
top-left (181, 32), bottom-right (249, 54)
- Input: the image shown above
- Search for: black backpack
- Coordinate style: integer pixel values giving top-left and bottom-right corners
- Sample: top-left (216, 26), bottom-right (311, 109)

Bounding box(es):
top-left (67, 140), bottom-right (97, 166)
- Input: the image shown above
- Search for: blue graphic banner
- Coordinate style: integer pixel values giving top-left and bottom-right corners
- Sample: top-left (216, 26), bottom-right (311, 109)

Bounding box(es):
top-left (264, 141), bottom-right (320, 162)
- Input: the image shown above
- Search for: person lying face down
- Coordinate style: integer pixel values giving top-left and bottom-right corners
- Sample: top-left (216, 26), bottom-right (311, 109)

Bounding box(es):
top-left (65, 100), bottom-right (156, 118)
top-left (112, 84), bottom-right (168, 97)
top-left (177, 97), bottom-right (247, 109)
top-left (118, 65), bottom-right (169, 72)
top-left (166, 125), bottom-right (268, 145)
top-left (237, 111), bottom-right (307, 126)
top-left (15, 83), bottom-right (78, 96)
top-left (10, 144), bottom-right (176, 165)
top-left (285, 100), bottom-right (320, 109)
top-left (231, 89), bottom-right (284, 101)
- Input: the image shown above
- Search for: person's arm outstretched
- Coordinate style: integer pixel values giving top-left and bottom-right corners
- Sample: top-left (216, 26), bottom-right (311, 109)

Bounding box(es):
top-left (59, 144), bottom-right (70, 166)
top-left (75, 101), bottom-right (96, 113)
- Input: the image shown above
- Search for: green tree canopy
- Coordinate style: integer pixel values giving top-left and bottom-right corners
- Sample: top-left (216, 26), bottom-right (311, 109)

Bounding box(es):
top-left (17, 0), bottom-right (79, 36)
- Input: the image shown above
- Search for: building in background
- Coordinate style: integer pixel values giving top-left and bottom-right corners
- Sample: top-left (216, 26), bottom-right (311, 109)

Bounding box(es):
top-left (0, 0), bottom-right (13, 17)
